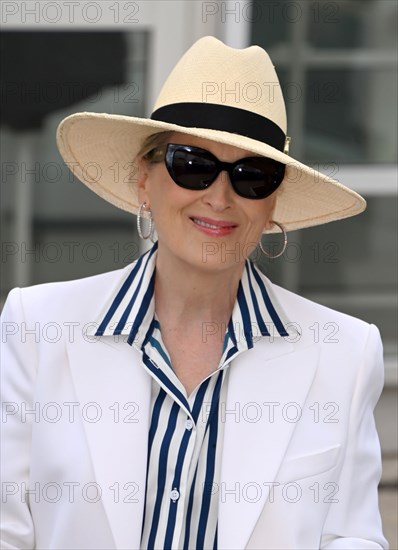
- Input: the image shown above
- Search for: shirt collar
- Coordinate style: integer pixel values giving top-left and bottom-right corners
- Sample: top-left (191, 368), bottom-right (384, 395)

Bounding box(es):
top-left (88, 242), bottom-right (295, 347)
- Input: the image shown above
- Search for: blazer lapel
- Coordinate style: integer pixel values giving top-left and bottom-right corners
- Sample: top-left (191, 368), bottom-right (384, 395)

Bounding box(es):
top-left (66, 333), bottom-right (151, 550)
top-left (218, 339), bottom-right (320, 550)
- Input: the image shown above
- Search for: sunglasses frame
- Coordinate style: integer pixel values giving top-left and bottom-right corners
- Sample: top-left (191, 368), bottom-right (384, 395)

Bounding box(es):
top-left (161, 143), bottom-right (285, 200)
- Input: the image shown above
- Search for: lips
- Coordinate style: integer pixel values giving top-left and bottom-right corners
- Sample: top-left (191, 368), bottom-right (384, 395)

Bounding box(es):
top-left (190, 216), bottom-right (238, 236)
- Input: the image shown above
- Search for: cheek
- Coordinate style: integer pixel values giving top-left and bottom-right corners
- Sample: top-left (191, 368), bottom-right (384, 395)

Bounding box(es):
top-left (242, 197), bottom-right (275, 233)
top-left (145, 173), bottom-right (191, 228)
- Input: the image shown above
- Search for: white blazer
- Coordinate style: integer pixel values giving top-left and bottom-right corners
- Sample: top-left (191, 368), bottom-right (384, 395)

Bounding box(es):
top-left (1, 263), bottom-right (387, 550)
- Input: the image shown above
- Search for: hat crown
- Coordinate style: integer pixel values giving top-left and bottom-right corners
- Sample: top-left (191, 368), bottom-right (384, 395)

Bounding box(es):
top-left (152, 36), bottom-right (287, 133)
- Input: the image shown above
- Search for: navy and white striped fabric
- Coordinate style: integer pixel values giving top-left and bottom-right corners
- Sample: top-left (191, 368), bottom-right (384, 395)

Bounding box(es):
top-left (140, 331), bottom-right (226, 549)
top-left (93, 243), bottom-right (289, 549)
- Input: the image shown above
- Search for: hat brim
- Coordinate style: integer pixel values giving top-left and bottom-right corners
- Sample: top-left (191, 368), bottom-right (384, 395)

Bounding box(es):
top-left (56, 111), bottom-right (366, 233)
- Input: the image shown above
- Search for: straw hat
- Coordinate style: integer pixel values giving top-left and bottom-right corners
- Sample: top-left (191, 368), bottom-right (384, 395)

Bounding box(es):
top-left (56, 36), bottom-right (365, 232)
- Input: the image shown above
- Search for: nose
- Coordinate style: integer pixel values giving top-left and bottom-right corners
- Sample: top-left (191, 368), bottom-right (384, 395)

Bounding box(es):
top-left (201, 170), bottom-right (234, 211)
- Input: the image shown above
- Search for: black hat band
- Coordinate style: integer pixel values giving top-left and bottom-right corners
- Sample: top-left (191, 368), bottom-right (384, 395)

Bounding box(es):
top-left (151, 102), bottom-right (286, 152)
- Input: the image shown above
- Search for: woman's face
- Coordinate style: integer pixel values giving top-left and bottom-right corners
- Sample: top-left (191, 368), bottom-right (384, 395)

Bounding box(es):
top-left (137, 133), bottom-right (277, 273)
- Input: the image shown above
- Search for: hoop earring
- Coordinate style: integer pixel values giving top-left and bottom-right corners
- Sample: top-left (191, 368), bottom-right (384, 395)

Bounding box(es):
top-left (258, 221), bottom-right (287, 259)
top-left (137, 202), bottom-right (155, 242)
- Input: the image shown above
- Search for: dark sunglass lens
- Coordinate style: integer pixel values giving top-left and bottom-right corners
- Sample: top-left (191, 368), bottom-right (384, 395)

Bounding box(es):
top-left (169, 147), bottom-right (217, 189)
top-left (233, 159), bottom-right (285, 198)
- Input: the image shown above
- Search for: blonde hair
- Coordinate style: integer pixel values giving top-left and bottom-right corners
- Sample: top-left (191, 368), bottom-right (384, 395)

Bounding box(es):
top-left (135, 131), bottom-right (174, 163)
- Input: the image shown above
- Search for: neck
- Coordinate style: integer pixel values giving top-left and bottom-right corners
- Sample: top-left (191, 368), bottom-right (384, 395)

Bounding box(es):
top-left (154, 244), bottom-right (245, 326)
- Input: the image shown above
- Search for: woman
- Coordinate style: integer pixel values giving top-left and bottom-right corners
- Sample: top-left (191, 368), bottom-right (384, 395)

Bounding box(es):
top-left (1, 36), bottom-right (387, 550)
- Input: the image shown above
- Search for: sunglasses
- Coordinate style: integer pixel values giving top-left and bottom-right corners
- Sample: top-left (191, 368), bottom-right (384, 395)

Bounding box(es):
top-left (158, 143), bottom-right (285, 200)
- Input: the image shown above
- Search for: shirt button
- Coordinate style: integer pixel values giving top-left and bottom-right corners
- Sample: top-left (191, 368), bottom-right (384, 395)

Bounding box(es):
top-left (170, 488), bottom-right (180, 502)
top-left (185, 419), bottom-right (194, 430)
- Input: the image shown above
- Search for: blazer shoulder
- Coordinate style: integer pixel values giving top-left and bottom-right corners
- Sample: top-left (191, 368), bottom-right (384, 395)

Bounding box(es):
top-left (265, 276), bottom-right (377, 345)
top-left (2, 263), bottom-right (136, 323)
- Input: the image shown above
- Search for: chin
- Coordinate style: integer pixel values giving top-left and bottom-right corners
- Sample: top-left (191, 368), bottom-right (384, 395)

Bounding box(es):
top-left (190, 239), bottom-right (251, 271)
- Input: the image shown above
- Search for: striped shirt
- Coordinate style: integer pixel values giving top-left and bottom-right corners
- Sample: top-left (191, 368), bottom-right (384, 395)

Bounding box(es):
top-left (94, 243), bottom-right (289, 549)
